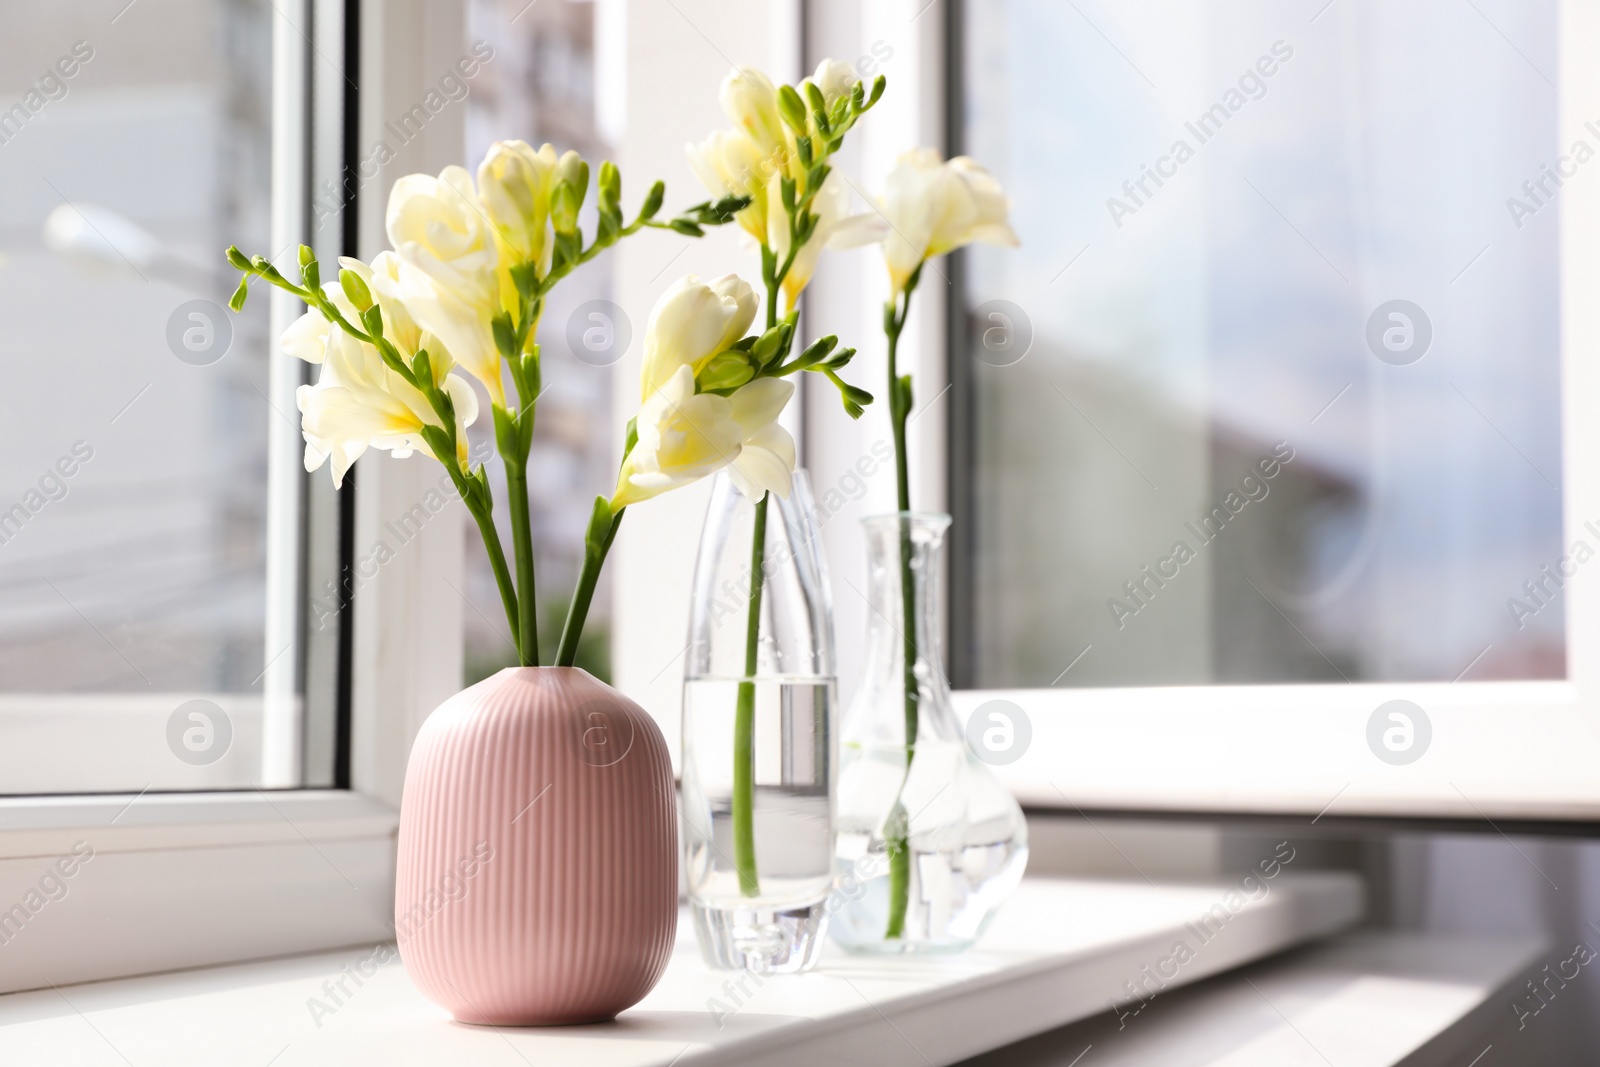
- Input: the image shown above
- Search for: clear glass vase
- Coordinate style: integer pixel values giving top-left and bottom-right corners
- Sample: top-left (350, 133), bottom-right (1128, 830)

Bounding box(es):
top-left (832, 513), bottom-right (1028, 954)
top-left (682, 469), bottom-right (837, 973)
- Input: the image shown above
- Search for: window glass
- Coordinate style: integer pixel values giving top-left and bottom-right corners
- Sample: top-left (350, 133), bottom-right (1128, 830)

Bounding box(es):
top-left (957, 0), bottom-right (1563, 687)
top-left (0, 0), bottom-right (278, 791)
top-left (463, 0), bottom-right (617, 684)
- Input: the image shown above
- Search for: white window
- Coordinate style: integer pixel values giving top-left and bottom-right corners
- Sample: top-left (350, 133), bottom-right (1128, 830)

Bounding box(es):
top-left (787, 0), bottom-right (1600, 822)
top-left (0, 0), bottom-right (472, 993)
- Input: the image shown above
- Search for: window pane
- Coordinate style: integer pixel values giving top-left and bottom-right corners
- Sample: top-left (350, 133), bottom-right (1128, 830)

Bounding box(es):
top-left (462, 0), bottom-right (617, 684)
top-left (957, 0), bottom-right (1564, 686)
top-left (0, 0), bottom-right (279, 790)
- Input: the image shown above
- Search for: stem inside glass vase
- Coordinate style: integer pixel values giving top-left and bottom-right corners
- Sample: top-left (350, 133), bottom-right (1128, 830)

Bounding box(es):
top-left (732, 493), bottom-right (768, 896)
top-left (729, 261), bottom-right (786, 897)
top-left (883, 273), bottom-right (921, 939)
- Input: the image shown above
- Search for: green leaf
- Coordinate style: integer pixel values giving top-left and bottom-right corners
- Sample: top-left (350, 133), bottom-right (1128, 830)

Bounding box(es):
top-left (522, 349), bottom-right (542, 401)
top-left (492, 313), bottom-right (517, 359)
top-left (418, 424), bottom-right (455, 469)
top-left (492, 404), bottom-right (519, 461)
top-left (706, 194), bottom-right (750, 222)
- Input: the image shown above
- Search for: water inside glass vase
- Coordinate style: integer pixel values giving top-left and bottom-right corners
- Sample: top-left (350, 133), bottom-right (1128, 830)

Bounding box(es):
top-left (832, 513), bottom-right (1028, 953)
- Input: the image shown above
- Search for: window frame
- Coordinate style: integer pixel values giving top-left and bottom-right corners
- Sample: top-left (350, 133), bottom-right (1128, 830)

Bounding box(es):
top-left (937, 0), bottom-right (1600, 823)
top-left (0, 0), bottom-right (469, 995)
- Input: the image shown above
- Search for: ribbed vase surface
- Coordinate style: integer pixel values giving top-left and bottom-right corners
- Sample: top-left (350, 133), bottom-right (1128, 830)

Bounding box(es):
top-left (395, 667), bottom-right (677, 1025)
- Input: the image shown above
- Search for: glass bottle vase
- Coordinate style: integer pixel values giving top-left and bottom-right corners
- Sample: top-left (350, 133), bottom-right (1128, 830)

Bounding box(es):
top-left (681, 469), bottom-right (837, 973)
top-left (831, 513), bottom-right (1028, 953)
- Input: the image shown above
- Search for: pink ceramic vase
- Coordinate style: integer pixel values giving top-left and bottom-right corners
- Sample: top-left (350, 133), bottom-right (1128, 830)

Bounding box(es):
top-left (395, 667), bottom-right (677, 1025)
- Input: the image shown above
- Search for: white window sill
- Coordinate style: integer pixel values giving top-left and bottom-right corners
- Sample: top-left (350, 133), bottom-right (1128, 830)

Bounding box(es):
top-left (0, 791), bottom-right (398, 994)
top-left (0, 873), bottom-right (1360, 1065)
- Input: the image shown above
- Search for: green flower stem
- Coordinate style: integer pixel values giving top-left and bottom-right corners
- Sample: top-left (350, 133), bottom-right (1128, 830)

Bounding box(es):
top-left (556, 504), bottom-right (623, 667)
top-left (468, 499), bottom-right (521, 654)
top-left (732, 493), bottom-right (768, 897)
top-left (498, 347), bottom-right (541, 667)
top-left (505, 461), bottom-right (538, 666)
top-left (883, 272), bottom-right (921, 940)
top-left (729, 263), bottom-right (786, 898)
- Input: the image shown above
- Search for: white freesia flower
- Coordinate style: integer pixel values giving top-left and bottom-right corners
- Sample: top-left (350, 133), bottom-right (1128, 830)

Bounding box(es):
top-left (770, 169), bottom-right (885, 311)
top-left (686, 127), bottom-right (777, 245)
top-left (723, 381), bottom-right (799, 500)
top-left (688, 61), bottom-right (882, 308)
top-left (385, 165), bottom-right (506, 405)
top-left (279, 252), bottom-right (428, 365)
top-left (611, 365), bottom-right (795, 508)
top-left (686, 66), bottom-right (800, 245)
top-left (281, 302), bottom-right (334, 364)
top-left (296, 324), bottom-right (478, 489)
top-left (720, 67), bottom-right (788, 157)
top-left (476, 139), bottom-right (558, 277)
top-left (879, 148), bottom-right (1018, 294)
top-left (343, 252), bottom-right (425, 355)
top-left (638, 274), bottom-right (759, 399)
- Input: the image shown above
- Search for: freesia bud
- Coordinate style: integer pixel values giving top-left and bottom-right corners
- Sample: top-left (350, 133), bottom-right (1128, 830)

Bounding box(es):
top-left (298, 244), bottom-right (315, 268)
top-left (640, 180), bottom-right (665, 219)
top-left (340, 268), bottom-right (374, 312)
top-left (598, 160), bottom-right (621, 214)
top-left (778, 85), bottom-right (808, 134)
top-left (638, 273), bottom-right (759, 399)
top-left (750, 325), bottom-right (786, 366)
top-left (697, 349), bottom-right (756, 392)
top-left (805, 58), bottom-right (860, 111)
top-left (550, 151), bottom-right (589, 232)
top-left (476, 139), bottom-right (558, 274)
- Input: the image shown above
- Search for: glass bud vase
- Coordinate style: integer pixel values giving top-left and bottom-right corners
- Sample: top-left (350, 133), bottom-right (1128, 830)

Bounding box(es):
top-left (832, 513), bottom-right (1028, 954)
top-left (682, 468), bottom-right (837, 973)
